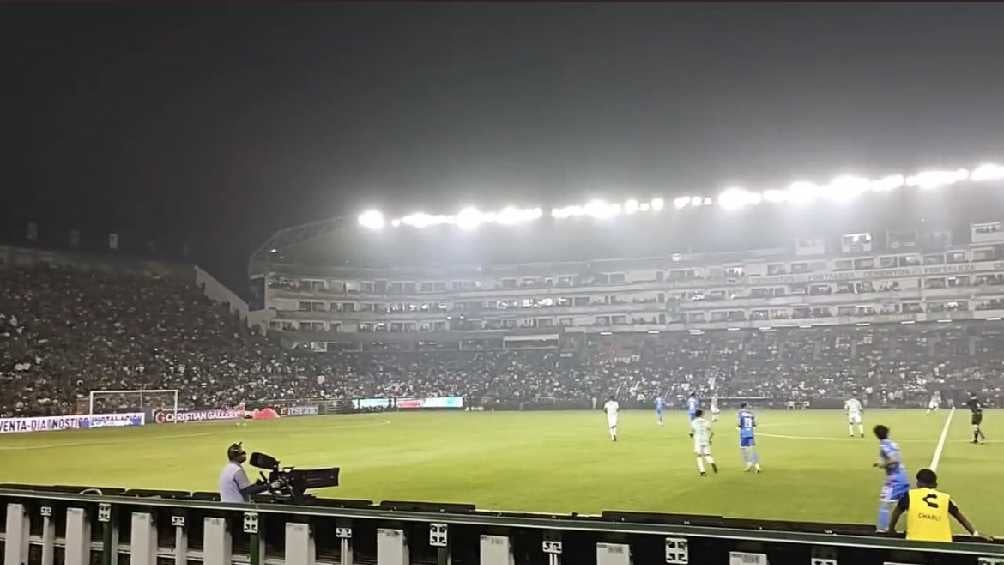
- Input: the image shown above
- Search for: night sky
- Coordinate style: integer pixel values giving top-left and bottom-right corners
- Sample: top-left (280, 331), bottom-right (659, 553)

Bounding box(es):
top-left (4, 4), bottom-right (1004, 291)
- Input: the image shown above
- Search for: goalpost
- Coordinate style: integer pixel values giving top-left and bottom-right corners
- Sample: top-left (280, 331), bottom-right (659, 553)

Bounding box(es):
top-left (88, 388), bottom-right (179, 419)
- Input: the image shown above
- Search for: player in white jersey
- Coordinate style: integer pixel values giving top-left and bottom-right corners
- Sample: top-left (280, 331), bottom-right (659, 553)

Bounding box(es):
top-left (926, 391), bottom-right (941, 414)
top-left (845, 396), bottom-right (864, 438)
top-left (690, 409), bottom-right (718, 476)
top-left (710, 394), bottom-right (721, 422)
top-left (603, 396), bottom-right (620, 442)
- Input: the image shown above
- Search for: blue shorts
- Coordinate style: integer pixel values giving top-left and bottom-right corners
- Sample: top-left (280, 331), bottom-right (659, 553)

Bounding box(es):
top-left (688, 411), bottom-right (697, 421)
top-left (740, 435), bottom-right (755, 448)
top-left (656, 409), bottom-right (663, 416)
top-left (880, 479), bottom-right (910, 502)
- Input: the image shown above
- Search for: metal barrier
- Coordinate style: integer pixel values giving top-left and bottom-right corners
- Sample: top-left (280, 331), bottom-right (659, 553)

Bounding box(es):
top-left (1, 487), bottom-right (1002, 565)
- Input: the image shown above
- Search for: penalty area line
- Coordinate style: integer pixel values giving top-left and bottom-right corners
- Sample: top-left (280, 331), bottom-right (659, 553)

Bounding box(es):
top-left (929, 407), bottom-right (955, 472)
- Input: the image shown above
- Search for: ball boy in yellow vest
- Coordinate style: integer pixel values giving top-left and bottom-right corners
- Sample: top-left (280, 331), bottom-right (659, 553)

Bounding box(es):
top-left (887, 468), bottom-right (987, 542)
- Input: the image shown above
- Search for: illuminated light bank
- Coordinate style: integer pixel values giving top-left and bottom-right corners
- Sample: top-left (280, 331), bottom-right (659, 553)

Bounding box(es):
top-left (357, 160), bottom-right (1004, 228)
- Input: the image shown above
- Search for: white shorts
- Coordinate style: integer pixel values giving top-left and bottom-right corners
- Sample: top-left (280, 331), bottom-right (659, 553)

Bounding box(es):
top-left (608, 418), bottom-right (618, 429)
top-left (849, 414), bottom-right (862, 425)
top-left (928, 401), bottom-right (940, 409)
top-left (694, 443), bottom-right (712, 456)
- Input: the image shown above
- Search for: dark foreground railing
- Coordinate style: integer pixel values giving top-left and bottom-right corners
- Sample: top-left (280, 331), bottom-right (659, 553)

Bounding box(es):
top-left (1, 486), bottom-right (1002, 565)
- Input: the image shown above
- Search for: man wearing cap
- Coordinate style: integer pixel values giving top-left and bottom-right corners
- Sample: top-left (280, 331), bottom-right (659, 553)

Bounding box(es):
top-left (218, 442), bottom-right (270, 503)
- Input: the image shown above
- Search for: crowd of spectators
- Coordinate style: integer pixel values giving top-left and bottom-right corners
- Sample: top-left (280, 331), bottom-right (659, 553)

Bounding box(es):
top-left (1, 264), bottom-right (1002, 418)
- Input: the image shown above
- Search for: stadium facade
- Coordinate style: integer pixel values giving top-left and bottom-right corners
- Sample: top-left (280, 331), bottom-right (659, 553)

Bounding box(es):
top-left (251, 214), bottom-right (1004, 352)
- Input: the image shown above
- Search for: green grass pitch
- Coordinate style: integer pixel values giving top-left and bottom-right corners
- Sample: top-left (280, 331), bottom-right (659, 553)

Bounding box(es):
top-left (2, 409), bottom-right (1000, 534)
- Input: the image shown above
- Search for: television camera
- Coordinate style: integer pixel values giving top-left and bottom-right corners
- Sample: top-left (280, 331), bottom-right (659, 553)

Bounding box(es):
top-left (249, 452), bottom-right (340, 504)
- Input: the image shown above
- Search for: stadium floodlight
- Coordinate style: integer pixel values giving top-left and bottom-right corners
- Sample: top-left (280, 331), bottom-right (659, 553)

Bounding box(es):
top-left (825, 175), bottom-right (870, 202)
top-left (358, 209), bottom-right (385, 230)
top-left (495, 206), bottom-right (542, 225)
top-left (763, 189), bottom-right (789, 203)
top-left (690, 196), bottom-right (704, 207)
top-left (650, 197), bottom-right (665, 211)
top-left (456, 206), bottom-right (484, 230)
top-left (673, 196), bottom-right (691, 210)
top-left (639, 202), bottom-right (652, 211)
top-left (870, 174), bottom-right (905, 192)
top-left (551, 204), bottom-right (581, 219)
top-left (906, 168), bottom-right (969, 189)
top-left (400, 212), bottom-right (454, 228)
top-left (971, 162), bottom-right (1004, 182)
top-left (787, 181), bottom-right (821, 205)
top-left (391, 219), bottom-right (401, 228)
top-left (584, 199), bottom-right (621, 219)
top-left (717, 187), bottom-right (762, 210)
top-left (624, 199), bottom-right (640, 214)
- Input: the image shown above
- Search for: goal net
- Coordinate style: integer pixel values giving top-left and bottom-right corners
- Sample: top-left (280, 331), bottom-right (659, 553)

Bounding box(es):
top-left (88, 389), bottom-right (179, 420)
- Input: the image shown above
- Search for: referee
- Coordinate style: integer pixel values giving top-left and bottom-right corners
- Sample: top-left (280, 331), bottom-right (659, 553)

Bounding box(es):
top-left (967, 392), bottom-right (986, 445)
top-left (887, 468), bottom-right (985, 542)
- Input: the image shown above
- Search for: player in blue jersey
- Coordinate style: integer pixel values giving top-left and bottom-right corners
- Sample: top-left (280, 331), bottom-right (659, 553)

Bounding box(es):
top-left (737, 402), bottom-right (761, 473)
top-left (687, 392), bottom-right (699, 420)
top-left (873, 424), bottom-right (910, 533)
top-left (655, 395), bottom-right (665, 427)
top-left (686, 392), bottom-right (700, 437)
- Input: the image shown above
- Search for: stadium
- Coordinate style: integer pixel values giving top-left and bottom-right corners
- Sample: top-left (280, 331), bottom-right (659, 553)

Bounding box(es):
top-left (3, 158), bottom-right (1004, 564)
top-left (6, 4), bottom-right (1004, 564)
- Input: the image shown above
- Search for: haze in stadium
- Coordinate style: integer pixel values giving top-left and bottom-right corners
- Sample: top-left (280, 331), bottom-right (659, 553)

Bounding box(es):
top-left (4, 3), bottom-right (1004, 561)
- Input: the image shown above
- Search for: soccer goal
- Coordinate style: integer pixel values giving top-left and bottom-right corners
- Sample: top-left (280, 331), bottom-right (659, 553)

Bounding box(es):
top-left (88, 389), bottom-right (179, 419)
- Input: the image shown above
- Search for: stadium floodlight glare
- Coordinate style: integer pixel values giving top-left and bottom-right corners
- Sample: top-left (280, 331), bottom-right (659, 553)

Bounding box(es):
top-left (400, 212), bottom-right (452, 228)
top-left (763, 189), bottom-right (789, 203)
top-left (495, 206), bottom-right (542, 225)
top-left (650, 197), bottom-right (665, 211)
top-left (391, 219), bottom-right (401, 228)
top-left (584, 199), bottom-right (621, 219)
top-left (870, 174), bottom-right (905, 192)
top-left (358, 209), bottom-right (385, 230)
top-left (624, 199), bottom-right (640, 214)
top-left (906, 168), bottom-right (969, 189)
top-left (717, 187), bottom-right (762, 210)
top-left (971, 163), bottom-right (1004, 182)
top-left (825, 175), bottom-right (870, 202)
top-left (639, 202), bottom-right (651, 211)
top-left (455, 206), bottom-right (484, 230)
top-left (691, 196), bottom-right (705, 207)
top-left (673, 196), bottom-right (691, 210)
top-left (787, 181), bottom-right (822, 205)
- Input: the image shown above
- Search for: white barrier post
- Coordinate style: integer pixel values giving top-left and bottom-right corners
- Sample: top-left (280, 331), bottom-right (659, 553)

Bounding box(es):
top-left (377, 528), bottom-right (408, 565)
top-left (597, 542), bottom-right (632, 565)
top-left (64, 507), bottom-right (91, 565)
top-left (202, 517), bottom-right (232, 565)
top-left (335, 520), bottom-right (353, 565)
top-left (3, 503), bottom-right (29, 565)
top-left (130, 512), bottom-right (157, 565)
top-left (542, 534), bottom-right (562, 565)
top-left (171, 515), bottom-right (187, 565)
top-left (285, 522), bottom-right (316, 565)
top-left (39, 505), bottom-right (55, 565)
top-left (480, 535), bottom-right (514, 565)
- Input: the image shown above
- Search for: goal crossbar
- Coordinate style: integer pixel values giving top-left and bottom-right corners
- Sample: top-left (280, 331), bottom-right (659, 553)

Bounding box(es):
top-left (88, 389), bottom-right (179, 417)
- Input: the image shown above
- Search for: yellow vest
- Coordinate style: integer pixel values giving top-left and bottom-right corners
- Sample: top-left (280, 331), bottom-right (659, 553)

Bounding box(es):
top-left (905, 488), bottom-right (953, 542)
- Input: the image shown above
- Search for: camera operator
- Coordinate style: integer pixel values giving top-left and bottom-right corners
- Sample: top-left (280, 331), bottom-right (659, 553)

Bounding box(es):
top-left (218, 442), bottom-right (275, 503)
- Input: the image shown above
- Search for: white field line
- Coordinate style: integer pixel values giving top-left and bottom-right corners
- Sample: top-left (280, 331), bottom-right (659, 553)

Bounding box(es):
top-left (929, 407), bottom-right (956, 471)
